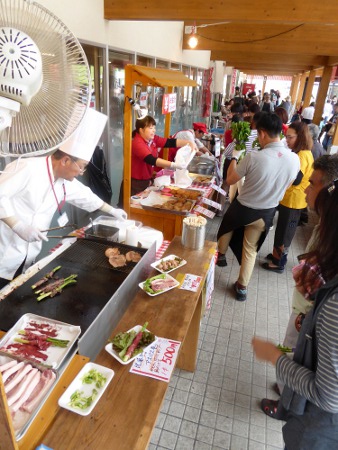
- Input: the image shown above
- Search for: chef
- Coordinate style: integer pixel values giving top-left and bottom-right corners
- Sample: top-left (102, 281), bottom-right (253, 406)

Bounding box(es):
top-left (0, 108), bottom-right (127, 289)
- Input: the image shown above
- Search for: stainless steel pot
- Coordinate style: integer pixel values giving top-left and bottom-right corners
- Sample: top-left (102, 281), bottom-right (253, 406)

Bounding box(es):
top-left (187, 156), bottom-right (215, 175)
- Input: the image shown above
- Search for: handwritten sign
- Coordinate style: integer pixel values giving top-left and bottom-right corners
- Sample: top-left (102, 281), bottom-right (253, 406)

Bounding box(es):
top-left (130, 338), bottom-right (181, 382)
top-left (193, 205), bottom-right (216, 218)
top-left (162, 93), bottom-right (177, 114)
top-left (179, 274), bottom-right (202, 292)
top-left (202, 197), bottom-right (222, 210)
top-left (211, 183), bottom-right (226, 196)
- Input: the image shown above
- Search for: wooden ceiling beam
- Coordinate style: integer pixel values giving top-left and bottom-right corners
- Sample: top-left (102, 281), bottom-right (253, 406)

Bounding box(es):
top-left (104, 0), bottom-right (338, 23)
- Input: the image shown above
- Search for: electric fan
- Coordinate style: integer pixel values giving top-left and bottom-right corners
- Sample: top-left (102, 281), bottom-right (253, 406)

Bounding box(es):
top-left (0, 0), bottom-right (92, 157)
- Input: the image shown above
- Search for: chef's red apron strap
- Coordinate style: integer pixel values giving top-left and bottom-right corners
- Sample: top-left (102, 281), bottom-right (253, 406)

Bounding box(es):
top-left (46, 156), bottom-right (66, 215)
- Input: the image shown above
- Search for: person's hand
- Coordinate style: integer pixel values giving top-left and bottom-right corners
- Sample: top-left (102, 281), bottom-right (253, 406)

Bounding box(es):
top-left (252, 337), bottom-right (283, 366)
top-left (170, 161), bottom-right (187, 170)
top-left (187, 141), bottom-right (198, 153)
top-left (12, 221), bottom-right (48, 242)
top-left (108, 207), bottom-right (127, 221)
top-left (232, 149), bottom-right (245, 161)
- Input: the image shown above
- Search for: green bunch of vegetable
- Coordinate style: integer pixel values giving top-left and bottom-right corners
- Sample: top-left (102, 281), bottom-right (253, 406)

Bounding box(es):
top-left (111, 326), bottom-right (155, 361)
top-left (69, 389), bottom-right (98, 410)
top-left (81, 369), bottom-right (107, 388)
top-left (231, 121), bottom-right (251, 151)
top-left (277, 344), bottom-right (293, 353)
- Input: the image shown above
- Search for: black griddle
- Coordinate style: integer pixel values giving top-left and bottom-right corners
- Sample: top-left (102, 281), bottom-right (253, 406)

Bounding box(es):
top-left (0, 239), bottom-right (147, 335)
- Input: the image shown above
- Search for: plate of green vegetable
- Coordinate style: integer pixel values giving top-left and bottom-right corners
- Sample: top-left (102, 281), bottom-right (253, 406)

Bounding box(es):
top-left (58, 362), bottom-right (114, 416)
top-left (106, 323), bottom-right (157, 365)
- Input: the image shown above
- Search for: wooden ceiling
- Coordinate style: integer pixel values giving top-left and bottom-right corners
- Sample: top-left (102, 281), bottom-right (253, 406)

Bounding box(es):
top-left (104, 0), bottom-right (338, 76)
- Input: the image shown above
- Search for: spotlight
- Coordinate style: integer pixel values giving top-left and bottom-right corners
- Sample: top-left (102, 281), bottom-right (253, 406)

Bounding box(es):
top-left (188, 26), bottom-right (198, 49)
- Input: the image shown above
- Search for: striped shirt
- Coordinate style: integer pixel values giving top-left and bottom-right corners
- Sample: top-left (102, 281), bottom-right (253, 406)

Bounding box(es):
top-left (276, 290), bottom-right (338, 413)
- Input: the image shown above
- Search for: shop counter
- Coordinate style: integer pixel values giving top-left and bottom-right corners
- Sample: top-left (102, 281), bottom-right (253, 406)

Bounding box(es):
top-left (32, 237), bottom-right (217, 450)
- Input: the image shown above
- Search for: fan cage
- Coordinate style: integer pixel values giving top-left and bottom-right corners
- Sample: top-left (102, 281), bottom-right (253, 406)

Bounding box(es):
top-left (0, 0), bottom-right (92, 156)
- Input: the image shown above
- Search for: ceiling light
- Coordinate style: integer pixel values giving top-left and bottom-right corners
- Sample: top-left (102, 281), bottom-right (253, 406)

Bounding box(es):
top-left (188, 25), bottom-right (198, 49)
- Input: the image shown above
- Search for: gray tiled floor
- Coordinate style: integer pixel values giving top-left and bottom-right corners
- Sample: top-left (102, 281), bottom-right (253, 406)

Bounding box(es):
top-left (148, 206), bottom-right (315, 450)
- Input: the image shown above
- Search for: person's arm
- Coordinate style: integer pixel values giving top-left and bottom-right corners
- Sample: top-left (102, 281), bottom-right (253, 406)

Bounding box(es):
top-left (226, 159), bottom-right (242, 185)
top-left (175, 139), bottom-right (198, 153)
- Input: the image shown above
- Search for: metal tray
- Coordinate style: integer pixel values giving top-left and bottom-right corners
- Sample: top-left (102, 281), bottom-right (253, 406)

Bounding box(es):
top-left (0, 313), bottom-right (81, 369)
top-left (140, 197), bottom-right (196, 216)
top-left (0, 353), bottom-right (58, 441)
top-left (85, 224), bottom-right (119, 242)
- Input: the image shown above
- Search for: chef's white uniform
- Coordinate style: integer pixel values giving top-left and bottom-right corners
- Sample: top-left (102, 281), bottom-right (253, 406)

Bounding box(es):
top-left (0, 156), bottom-right (104, 280)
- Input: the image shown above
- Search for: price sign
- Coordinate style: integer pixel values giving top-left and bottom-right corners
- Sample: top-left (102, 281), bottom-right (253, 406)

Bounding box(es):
top-left (193, 205), bottom-right (216, 218)
top-left (162, 93), bottom-right (177, 114)
top-left (211, 183), bottom-right (226, 196)
top-left (130, 338), bottom-right (181, 382)
top-left (202, 197), bottom-right (222, 210)
top-left (179, 274), bottom-right (202, 292)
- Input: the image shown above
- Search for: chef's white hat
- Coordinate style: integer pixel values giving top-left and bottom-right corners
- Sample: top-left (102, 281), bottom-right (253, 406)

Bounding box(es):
top-left (60, 107), bottom-right (108, 161)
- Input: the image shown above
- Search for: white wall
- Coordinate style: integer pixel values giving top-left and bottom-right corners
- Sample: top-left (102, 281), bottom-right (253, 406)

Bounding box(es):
top-left (37, 0), bottom-right (210, 68)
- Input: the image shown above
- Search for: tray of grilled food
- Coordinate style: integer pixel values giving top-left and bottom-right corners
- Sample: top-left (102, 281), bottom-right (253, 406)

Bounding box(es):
top-left (140, 191), bottom-right (196, 215)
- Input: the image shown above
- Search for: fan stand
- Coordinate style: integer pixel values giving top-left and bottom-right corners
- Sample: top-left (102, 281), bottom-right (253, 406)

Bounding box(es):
top-left (0, 374), bottom-right (18, 450)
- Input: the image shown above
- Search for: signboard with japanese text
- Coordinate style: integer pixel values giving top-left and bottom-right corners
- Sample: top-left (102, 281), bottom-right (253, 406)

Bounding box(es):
top-left (139, 91), bottom-right (148, 107)
top-left (162, 93), bottom-right (177, 114)
top-left (242, 83), bottom-right (255, 95)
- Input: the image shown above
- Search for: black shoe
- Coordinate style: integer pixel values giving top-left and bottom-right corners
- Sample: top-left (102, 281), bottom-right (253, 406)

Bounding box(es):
top-left (272, 383), bottom-right (281, 396)
top-left (266, 253), bottom-right (273, 261)
top-left (262, 262), bottom-right (284, 274)
top-left (234, 281), bottom-right (247, 301)
top-left (216, 253), bottom-right (227, 267)
top-left (261, 398), bottom-right (279, 419)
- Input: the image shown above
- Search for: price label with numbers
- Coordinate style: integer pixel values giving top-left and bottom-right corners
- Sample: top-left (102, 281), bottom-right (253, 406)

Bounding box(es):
top-left (193, 205), bottom-right (215, 218)
top-left (211, 183), bottom-right (226, 196)
top-left (202, 197), bottom-right (222, 210)
top-left (130, 338), bottom-right (181, 382)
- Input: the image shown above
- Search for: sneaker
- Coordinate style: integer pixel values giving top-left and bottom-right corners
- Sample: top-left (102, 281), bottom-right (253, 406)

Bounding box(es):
top-left (234, 281), bottom-right (247, 301)
top-left (216, 253), bottom-right (227, 267)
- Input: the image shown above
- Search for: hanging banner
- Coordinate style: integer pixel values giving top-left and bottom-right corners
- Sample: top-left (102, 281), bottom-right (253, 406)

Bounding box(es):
top-left (242, 83), bottom-right (255, 95)
top-left (162, 93), bottom-right (177, 114)
top-left (230, 69), bottom-right (239, 97)
top-left (202, 68), bottom-right (213, 118)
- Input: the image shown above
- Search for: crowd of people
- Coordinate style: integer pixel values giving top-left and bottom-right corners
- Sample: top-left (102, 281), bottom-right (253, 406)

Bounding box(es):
top-left (216, 86), bottom-right (338, 448)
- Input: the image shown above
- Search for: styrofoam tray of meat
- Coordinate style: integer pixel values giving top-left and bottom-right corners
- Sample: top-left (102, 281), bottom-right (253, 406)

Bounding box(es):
top-left (0, 313), bottom-right (81, 370)
top-left (151, 255), bottom-right (187, 274)
top-left (138, 273), bottom-right (180, 297)
top-left (0, 354), bottom-right (57, 440)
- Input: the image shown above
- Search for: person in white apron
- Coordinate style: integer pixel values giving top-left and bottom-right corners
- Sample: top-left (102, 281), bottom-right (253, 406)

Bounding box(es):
top-left (0, 109), bottom-right (127, 288)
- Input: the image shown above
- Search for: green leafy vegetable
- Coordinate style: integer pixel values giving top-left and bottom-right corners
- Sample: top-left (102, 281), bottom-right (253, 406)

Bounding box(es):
top-left (110, 324), bottom-right (156, 361)
top-left (143, 273), bottom-right (167, 295)
top-left (69, 388), bottom-right (98, 410)
top-left (277, 344), bottom-right (293, 353)
top-left (81, 369), bottom-right (107, 389)
top-left (231, 121), bottom-right (251, 151)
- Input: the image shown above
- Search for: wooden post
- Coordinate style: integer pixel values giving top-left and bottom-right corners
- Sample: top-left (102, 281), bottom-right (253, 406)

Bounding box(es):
top-left (290, 73), bottom-right (301, 105)
top-left (296, 72), bottom-right (308, 109)
top-left (313, 66), bottom-right (334, 125)
top-left (162, 86), bottom-right (173, 160)
top-left (303, 69), bottom-right (316, 108)
top-left (262, 76), bottom-right (267, 96)
top-left (0, 374), bottom-right (18, 450)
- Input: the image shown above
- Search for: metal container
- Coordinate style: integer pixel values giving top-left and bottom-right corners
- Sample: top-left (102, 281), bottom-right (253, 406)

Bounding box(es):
top-left (181, 222), bottom-right (206, 250)
top-left (187, 156), bottom-right (215, 175)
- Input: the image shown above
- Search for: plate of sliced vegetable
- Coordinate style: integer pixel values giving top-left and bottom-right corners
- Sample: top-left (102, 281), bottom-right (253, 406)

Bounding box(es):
top-left (58, 362), bottom-right (114, 416)
top-left (105, 323), bottom-right (157, 365)
top-left (139, 273), bottom-right (180, 297)
top-left (150, 254), bottom-right (187, 274)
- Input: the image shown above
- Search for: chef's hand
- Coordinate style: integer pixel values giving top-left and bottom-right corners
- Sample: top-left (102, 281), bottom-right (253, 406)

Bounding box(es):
top-left (12, 221), bottom-right (49, 242)
top-left (108, 207), bottom-right (128, 221)
top-left (170, 161), bottom-right (187, 170)
top-left (232, 149), bottom-right (245, 161)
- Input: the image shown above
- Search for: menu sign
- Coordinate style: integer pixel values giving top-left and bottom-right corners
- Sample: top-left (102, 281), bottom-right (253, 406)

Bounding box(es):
top-left (162, 93), bottom-right (177, 114)
top-left (130, 338), bottom-right (181, 382)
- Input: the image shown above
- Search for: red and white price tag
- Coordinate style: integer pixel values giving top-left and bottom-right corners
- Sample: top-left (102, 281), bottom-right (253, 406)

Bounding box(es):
top-left (193, 204), bottom-right (215, 218)
top-left (202, 197), bottom-right (222, 210)
top-left (130, 338), bottom-right (181, 382)
top-left (179, 274), bottom-right (202, 292)
top-left (211, 183), bottom-right (226, 196)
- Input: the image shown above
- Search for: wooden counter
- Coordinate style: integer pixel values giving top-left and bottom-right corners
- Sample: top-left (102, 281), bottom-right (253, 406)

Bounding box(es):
top-left (40, 237), bottom-right (216, 450)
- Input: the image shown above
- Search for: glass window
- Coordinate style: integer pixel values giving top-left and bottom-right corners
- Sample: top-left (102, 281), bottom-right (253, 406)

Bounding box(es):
top-left (108, 50), bottom-right (133, 205)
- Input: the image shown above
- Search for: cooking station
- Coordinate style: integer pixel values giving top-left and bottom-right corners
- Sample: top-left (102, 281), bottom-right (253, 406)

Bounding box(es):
top-left (0, 234), bottom-right (216, 450)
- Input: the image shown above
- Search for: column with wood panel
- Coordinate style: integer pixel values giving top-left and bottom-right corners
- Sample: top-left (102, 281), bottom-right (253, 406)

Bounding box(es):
top-left (296, 72), bottom-right (309, 110)
top-left (302, 69), bottom-right (316, 108)
top-left (313, 66), bottom-right (334, 126)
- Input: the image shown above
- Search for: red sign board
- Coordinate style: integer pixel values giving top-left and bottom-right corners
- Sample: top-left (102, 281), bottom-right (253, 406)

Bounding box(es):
top-left (162, 93), bottom-right (177, 114)
top-left (242, 83), bottom-right (255, 95)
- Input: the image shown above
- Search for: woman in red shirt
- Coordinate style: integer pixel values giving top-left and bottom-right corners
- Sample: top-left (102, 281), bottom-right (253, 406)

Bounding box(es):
top-left (130, 115), bottom-right (196, 195)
